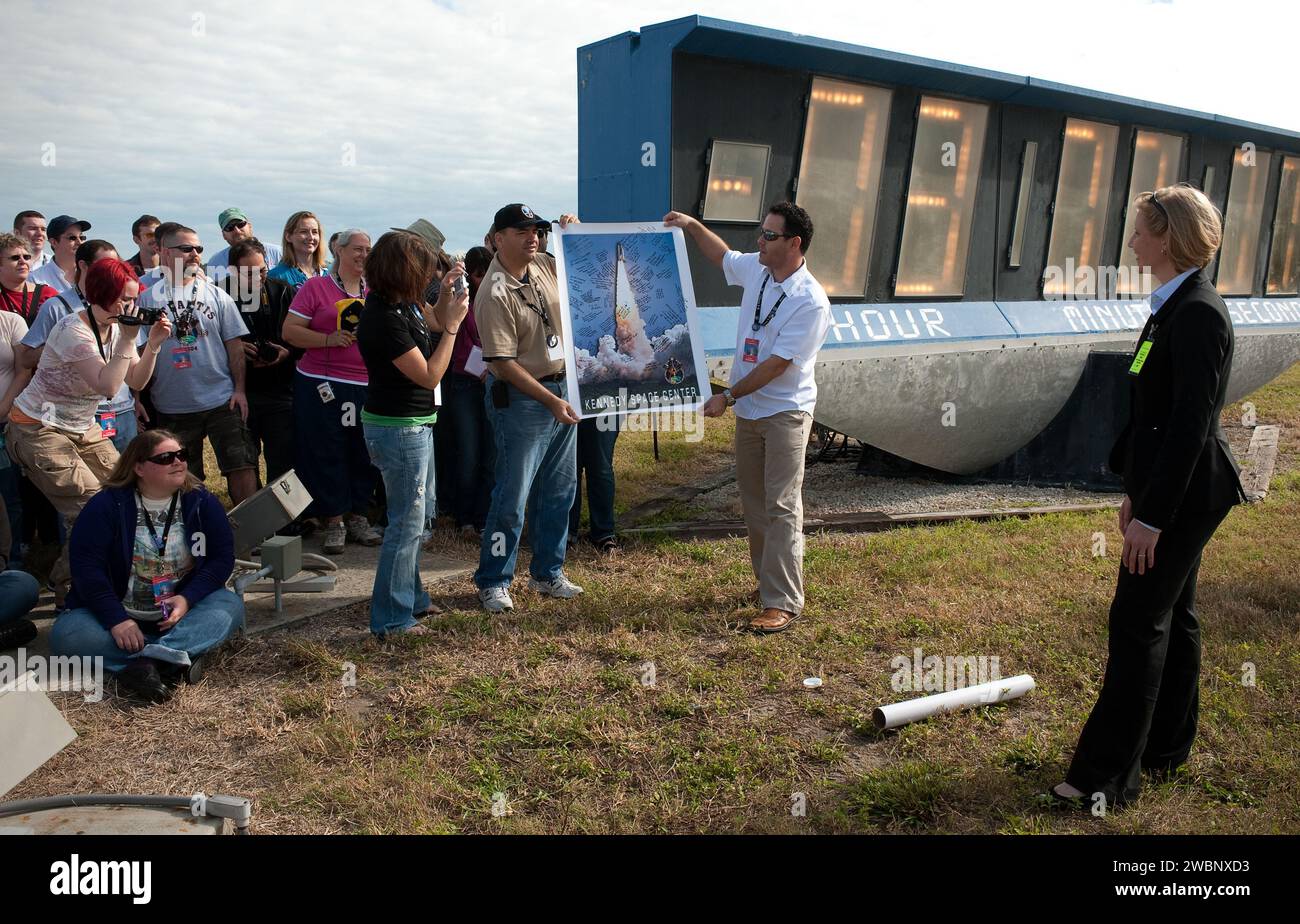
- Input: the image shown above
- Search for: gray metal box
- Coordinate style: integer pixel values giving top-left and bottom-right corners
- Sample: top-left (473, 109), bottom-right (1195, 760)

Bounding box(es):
top-left (259, 535), bottom-right (302, 581)
top-left (227, 469), bottom-right (313, 558)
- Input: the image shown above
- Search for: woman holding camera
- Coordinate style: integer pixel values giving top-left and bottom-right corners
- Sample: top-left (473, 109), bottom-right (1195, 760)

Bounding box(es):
top-left (49, 429), bottom-right (242, 704)
top-left (356, 231), bottom-right (467, 638)
top-left (4, 258), bottom-right (170, 603)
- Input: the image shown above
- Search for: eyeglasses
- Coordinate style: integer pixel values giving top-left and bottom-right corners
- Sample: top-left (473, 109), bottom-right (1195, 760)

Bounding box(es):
top-left (169, 244), bottom-right (204, 254)
top-left (758, 229), bottom-right (794, 241)
top-left (145, 449), bottom-right (190, 465)
top-left (224, 220), bottom-right (248, 232)
top-left (63, 235), bottom-right (86, 243)
top-left (5, 253), bottom-right (32, 263)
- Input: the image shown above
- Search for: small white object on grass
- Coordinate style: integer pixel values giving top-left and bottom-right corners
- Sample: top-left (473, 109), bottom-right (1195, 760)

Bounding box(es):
top-left (803, 677), bottom-right (823, 689)
top-left (871, 674), bottom-right (1035, 730)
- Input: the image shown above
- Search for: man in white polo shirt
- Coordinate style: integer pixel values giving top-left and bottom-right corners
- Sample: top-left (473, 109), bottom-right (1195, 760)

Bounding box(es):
top-left (666, 202), bottom-right (830, 633)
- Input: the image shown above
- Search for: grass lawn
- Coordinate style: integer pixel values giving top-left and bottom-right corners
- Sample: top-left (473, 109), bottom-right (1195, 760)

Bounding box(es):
top-left (17, 366), bottom-right (1300, 834)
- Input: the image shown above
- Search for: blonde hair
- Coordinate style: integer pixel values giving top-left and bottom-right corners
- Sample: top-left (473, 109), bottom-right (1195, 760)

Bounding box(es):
top-left (0, 231), bottom-right (29, 256)
top-left (280, 211), bottom-right (326, 275)
top-left (1135, 183), bottom-right (1223, 271)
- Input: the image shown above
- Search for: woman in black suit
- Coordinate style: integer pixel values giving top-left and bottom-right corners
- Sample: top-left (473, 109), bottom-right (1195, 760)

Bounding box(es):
top-left (1053, 184), bottom-right (1248, 811)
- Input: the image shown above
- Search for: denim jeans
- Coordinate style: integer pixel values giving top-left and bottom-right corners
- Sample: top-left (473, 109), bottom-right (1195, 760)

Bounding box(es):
top-left (439, 374), bottom-right (496, 530)
top-left (293, 372), bottom-right (377, 519)
top-left (48, 588), bottom-right (244, 673)
top-left (0, 570), bottom-right (40, 626)
top-left (109, 408), bottom-right (138, 455)
top-left (474, 378), bottom-right (577, 590)
top-left (569, 416), bottom-right (619, 542)
top-left (363, 422), bottom-right (436, 636)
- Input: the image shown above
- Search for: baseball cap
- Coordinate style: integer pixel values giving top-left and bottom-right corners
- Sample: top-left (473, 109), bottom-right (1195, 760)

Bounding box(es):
top-left (47, 215), bottom-right (91, 238)
top-left (493, 204), bottom-right (551, 232)
top-left (218, 207), bottom-right (249, 231)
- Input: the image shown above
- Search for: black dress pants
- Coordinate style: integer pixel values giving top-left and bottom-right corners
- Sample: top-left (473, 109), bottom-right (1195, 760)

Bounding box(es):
top-left (1066, 506), bottom-right (1232, 807)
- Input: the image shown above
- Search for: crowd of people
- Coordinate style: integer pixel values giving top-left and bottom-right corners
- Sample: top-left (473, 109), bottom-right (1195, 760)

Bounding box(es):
top-left (0, 203), bottom-right (625, 700)
top-left (0, 187), bottom-right (1246, 817)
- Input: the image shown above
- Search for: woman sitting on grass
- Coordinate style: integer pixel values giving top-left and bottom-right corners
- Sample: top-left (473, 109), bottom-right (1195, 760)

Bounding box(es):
top-left (48, 429), bottom-right (244, 704)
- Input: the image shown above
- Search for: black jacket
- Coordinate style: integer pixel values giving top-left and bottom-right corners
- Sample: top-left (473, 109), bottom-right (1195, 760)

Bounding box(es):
top-left (1108, 268), bottom-right (1247, 529)
top-left (220, 274), bottom-right (299, 393)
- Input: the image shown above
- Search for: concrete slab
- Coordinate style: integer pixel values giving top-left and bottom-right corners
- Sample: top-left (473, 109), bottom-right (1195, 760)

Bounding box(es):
top-left (1243, 425), bottom-right (1281, 501)
top-left (20, 542), bottom-right (476, 645)
top-left (1, 804), bottom-right (228, 835)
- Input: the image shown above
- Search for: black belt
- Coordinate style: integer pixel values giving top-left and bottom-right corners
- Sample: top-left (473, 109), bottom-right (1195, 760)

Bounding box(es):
top-left (538, 373), bottom-right (565, 383)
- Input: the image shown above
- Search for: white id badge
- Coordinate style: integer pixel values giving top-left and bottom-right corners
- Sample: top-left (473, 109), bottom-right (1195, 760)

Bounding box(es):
top-left (317, 381), bottom-right (335, 403)
top-left (546, 337), bottom-right (564, 363)
top-left (464, 345), bottom-right (486, 377)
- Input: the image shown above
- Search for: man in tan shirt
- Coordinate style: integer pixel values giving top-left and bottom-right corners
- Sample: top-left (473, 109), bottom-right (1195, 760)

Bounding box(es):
top-left (473, 203), bottom-right (583, 613)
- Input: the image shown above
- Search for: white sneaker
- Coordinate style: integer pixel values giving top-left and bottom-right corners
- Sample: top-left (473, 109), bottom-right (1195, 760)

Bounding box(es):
top-left (528, 574), bottom-right (584, 599)
top-left (478, 586), bottom-right (514, 612)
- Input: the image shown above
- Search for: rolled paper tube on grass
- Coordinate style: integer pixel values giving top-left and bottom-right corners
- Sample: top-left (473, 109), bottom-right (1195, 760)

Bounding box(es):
top-left (871, 674), bottom-right (1036, 730)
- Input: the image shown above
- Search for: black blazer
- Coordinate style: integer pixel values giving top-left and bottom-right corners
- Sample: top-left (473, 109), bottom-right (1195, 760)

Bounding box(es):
top-left (1108, 268), bottom-right (1247, 529)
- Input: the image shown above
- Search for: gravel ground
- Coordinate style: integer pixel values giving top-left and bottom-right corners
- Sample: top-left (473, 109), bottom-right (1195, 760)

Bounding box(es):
top-left (688, 419), bottom-right (1263, 520)
top-left (692, 460), bottom-right (1123, 518)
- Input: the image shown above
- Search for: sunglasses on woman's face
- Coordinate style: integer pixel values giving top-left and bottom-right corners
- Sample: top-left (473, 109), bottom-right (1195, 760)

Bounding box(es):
top-left (5, 253), bottom-right (32, 263)
top-left (145, 449), bottom-right (189, 465)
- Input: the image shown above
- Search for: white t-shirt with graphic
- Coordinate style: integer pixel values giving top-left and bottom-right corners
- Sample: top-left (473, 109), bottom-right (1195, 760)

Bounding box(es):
top-left (123, 493), bottom-right (195, 621)
top-left (15, 311), bottom-right (131, 433)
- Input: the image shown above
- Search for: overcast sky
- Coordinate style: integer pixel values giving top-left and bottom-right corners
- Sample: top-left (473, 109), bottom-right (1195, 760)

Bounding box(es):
top-left (5, 0), bottom-right (1295, 256)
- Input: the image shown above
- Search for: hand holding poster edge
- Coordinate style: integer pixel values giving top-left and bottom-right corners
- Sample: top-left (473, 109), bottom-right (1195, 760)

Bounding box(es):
top-left (553, 221), bottom-right (711, 424)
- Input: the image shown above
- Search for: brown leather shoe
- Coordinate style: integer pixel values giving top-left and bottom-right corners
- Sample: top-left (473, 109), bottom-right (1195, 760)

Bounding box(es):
top-left (746, 608), bottom-right (802, 634)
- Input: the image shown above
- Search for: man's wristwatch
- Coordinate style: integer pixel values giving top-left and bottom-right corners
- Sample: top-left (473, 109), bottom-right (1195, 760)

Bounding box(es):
top-left (722, 388), bottom-right (736, 407)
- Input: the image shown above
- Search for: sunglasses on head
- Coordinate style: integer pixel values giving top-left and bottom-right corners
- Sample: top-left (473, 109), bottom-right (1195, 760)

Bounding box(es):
top-left (170, 244), bottom-right (204, 254)
top-left (758, 229), bottom-right (794, 241)
top-left (1148, 192), bottom-right (1169, 221)
top-left (145, 449), bottom-right (189, 465)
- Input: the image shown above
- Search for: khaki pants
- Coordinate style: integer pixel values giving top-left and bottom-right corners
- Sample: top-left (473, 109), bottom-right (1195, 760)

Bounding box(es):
top-left (734, 410), bottom-right (813, 615)
top-left (5, 420), bottom-right (119, 598)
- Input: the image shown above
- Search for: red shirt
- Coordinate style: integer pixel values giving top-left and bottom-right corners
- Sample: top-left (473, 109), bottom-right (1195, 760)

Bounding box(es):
top-left (0, 283), bottom-right (56, 324)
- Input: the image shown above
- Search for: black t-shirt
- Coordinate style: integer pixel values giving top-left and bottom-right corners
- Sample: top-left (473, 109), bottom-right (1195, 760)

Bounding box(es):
top-left (220, 275), bottom-right (298, 394)
top-left (357, 293), bottom-right (442, 418)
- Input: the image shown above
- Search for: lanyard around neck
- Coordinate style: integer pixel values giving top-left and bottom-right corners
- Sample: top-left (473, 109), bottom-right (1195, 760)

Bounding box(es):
top-left (752, 274), bottom-right (787, 332)
top-left (138, 491), bottom-right (180, 556)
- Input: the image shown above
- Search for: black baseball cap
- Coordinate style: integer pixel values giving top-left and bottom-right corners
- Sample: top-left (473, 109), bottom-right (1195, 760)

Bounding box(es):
top-left (493, 203), bottom-right (551, 232)
top-left (48, 215), bottom-right (92, 238)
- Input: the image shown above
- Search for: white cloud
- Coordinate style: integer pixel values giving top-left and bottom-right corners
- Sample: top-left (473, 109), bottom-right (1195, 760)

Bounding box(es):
top-left (5, 0), bottom-right (1295, 254)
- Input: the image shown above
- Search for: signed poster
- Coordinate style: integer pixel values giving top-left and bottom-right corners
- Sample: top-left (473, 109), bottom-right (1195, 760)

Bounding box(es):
top-left (553, 223), bottom-right (709, 420)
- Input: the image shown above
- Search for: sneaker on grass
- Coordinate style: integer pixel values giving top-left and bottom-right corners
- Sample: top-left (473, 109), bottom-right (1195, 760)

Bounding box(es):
top-left (478, 586), bottom-right (514, 613)
top-left (528, 574), bottom-right (584, 599)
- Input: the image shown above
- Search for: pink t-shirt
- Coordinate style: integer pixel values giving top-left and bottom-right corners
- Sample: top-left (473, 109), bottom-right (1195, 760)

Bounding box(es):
top-left (288, 275), bottom-right (368, 385)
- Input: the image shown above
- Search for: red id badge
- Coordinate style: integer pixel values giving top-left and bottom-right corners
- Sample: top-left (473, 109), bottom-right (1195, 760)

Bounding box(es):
top-left (171, 346), bottom-right (192, 370)
top-left (742, 338), bottom-right (760, 363)
top-left (151, 573), bottom-right (177, 603)
top-left (95, 410), bottom-right (117, 439)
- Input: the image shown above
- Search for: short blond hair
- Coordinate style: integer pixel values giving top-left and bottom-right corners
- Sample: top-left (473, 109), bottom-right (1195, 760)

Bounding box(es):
top-left (1135, 184), bottom-right (1223, 271)
top-left (0, 231), bottom-right (29, 256)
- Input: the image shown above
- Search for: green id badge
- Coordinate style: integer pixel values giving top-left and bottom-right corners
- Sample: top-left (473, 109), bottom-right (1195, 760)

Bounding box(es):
top-left (1128, 339), bottom-right (1154, 375)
